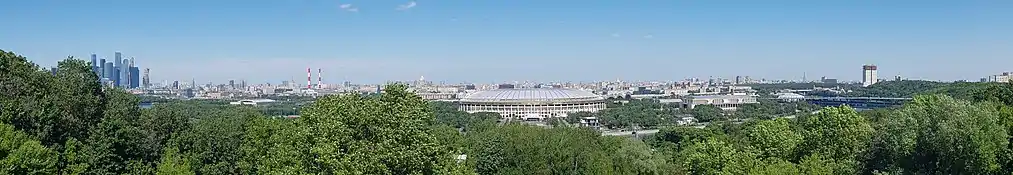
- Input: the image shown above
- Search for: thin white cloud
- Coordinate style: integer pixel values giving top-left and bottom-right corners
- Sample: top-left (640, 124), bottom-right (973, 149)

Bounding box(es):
top-left (611, 33), bottom-right (621, 37)
top-left (339, 4), bottom-right (357, 12)
top-left (643, 34), bottom-right (654, 39)
top-left (397, 1), bottom-right (417, 10)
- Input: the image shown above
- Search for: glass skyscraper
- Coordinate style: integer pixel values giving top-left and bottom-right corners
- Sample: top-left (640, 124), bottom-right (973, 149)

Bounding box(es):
top-left (103, 62), bottom-right (115, 84)
top-left (99, 58), bottom-right (106, 79)
top-left (114, 52), bottom-right (129, 88)
top-left (130, 67), bottom-right (140, 88)
top-left (90, 54), bottom-right (98, 79)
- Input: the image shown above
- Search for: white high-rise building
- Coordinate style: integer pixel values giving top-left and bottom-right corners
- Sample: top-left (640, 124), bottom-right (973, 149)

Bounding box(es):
top-left (862, 65), bottom-right (878, 87)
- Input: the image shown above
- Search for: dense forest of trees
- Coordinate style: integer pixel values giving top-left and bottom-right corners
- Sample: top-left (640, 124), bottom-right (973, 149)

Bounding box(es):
top-left (5, 49), bottom-right (1013, 174)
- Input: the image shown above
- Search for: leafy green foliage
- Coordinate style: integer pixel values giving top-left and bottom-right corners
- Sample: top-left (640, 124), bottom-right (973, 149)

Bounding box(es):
top-left (155, 147), bottom-right (194, 175)
top-left (466, 123), bottom-right (672, 174)
top-left (736, 99), bottom-right (819, 120)
top-left (747, 118), bottom-right (801, 160)
top-left (974, 81), bottom-right (1013, 106)
top-left (691, 105), bottom-right (724, 122)
top-left (848, 80), bottom-right (947, 97)
top-left (7, 49), bottom-right (1013, 174)
top-left (431, 101), bottom-right (499, 133)
top-left (678, 138), bottom-right (756, 174)
top-left (296, 84), bottom-right (460, 174)
top-left (598, 99), bottom-right (674, 129)
top-left (1, 51), bottom-right (107, 149)
top-left (0, 123), bottom-right (58, 174)
top-left (870, 95), bottom-right (1008, 174)
top-left (797, 106), bottom-right (873, 173)
top-left (649, 126), bottom-right (724, 151)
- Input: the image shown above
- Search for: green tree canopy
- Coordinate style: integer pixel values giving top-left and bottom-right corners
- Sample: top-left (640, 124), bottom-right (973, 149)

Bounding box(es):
top-left (692, 105), bottom-right (724, 123)
top-left (297, 84), bottom-right (463, 174)
top-left (797, 106), bottom-right (873, 173)
top-left (872, 95), bottom-right (1008, 174)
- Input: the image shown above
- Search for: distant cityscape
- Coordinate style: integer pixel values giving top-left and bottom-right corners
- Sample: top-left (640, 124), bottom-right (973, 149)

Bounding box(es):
top-left (68, 52), bottom-right (149, 89)
top-left (46, 55), bottom-right (1011, 102)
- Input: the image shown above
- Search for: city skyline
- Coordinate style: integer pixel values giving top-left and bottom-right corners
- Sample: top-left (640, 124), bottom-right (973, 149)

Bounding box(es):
top-left (4, 0), bottom-right (1012, 83)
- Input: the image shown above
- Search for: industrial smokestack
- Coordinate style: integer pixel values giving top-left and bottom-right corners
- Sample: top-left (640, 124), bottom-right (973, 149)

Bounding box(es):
top-left (317, 68), bottom-right (323, 89)
top-left (306, 68), bottom-right (312, 89)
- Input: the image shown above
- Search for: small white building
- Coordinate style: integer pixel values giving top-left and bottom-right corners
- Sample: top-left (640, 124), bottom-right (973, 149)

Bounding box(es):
top-left (677, 116), bottom-right (697, 125)
top-left (415, 92), bottom-right (458, 100)
top-left (579, 117), bottom-right (601, 129)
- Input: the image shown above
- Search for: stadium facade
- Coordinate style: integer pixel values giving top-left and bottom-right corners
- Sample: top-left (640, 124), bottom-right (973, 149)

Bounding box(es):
top-left (458, 89), bottom-right (606, 120)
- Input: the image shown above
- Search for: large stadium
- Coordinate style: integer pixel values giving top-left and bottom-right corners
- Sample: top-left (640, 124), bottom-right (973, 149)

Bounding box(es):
top-left (458, 88), bottom-right (607, 120)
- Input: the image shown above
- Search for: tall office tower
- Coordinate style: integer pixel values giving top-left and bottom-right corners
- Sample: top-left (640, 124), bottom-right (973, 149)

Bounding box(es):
top-left (114, 52), bottom-right (122, 86)
top-left (103, 62), bottom-right (115, 85)
top-left (99, 58), bottom-right (106, 78)
top-left (128, 58), bottom-right (139, 88)
top-left (229, 80), bottom-right (235, 89)
top-left (120, 58), bottom-right (130, 87)
top-left (862, 64), bottom-right (878, 87)
top-left (90, 54), bottom-right (98, 78)
top-left (113, 67), bottom-right (121, 87)
top-left (143, 68), bottom-right (150, 88)
top-left (130, 67), bottom-right (140, 88)
top-left (173, 80), bottom-right (180, 90)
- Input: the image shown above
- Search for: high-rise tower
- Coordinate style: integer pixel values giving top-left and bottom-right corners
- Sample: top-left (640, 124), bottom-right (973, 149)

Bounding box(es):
top-left (103, 62), bottom-right (115, 86)
top-left (98, 58), bottom-right (106, 79)
top-left (115, 52), bottom-right (123, 87)
top-left (90, 54), bottom-right (98, 78)
top-left (862, 64), bottom-right (878, 87)
top-left (121, 58), bottom-right (129, 88)
top-left (128, 57), bottom-right (137, 88)
top-left (143, 68), bottom-right (150, 88)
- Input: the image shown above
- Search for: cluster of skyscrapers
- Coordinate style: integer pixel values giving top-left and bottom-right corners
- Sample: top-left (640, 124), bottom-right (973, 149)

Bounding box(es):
top-left (89, 52), bottom-right (146, 88)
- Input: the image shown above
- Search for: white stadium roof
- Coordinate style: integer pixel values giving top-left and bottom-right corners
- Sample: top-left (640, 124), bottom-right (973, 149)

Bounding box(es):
top-left (460, 89), bottom-right (603, 102)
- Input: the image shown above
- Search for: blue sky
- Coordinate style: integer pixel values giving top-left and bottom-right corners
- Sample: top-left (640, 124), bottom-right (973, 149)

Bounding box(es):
top-left (3, 0), bottom-right (1012, 84)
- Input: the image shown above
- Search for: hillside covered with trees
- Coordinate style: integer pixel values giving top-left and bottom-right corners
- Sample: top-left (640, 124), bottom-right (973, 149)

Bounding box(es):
top-left (4, 49), bottom-right (1013, 174)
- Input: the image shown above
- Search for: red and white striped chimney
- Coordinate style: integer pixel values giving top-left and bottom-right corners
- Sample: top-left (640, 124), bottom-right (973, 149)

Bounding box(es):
top-left (317, 68), bottom-right (323, 89)
top-left (306, 68), bottom-right (312, 89)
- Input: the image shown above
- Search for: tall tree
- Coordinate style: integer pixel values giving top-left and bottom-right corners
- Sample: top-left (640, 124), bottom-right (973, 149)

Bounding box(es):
top-left (80, 89), bottom-right (147, 174)
top-left (747, 118), bottom-right (801, 161)
top-left (678, 138), bottom-right (756, 174)
top-left (691, 105), bottom-right (724, 123)
top-left (298, 84), bottom-right (464, 174)
top-left (873, 95), bottom-right (1008, 174)
top-left (46, 58), bottom-right (106, 146)
top-left (0, 123), bottom-right (58, 175)
top-left (797, 106), bottom-right (874, 174)
top-left (169, 107), bottom-right (258, 174)
top-left (974, 81), bottom-right (1013, 106)
top-left (155, 147), bottom-right (194, 175)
